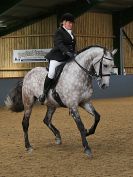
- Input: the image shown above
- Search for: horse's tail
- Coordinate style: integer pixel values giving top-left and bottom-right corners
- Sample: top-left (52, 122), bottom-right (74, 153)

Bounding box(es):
top-left (4, 80), bottom-right (24, 112)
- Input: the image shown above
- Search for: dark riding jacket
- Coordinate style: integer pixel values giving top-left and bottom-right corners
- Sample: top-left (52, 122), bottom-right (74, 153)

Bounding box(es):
top-left (46, 26), bottom-right (76, 62)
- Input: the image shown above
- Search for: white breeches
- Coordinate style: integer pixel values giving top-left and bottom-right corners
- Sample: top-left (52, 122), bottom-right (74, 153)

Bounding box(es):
top-left (48, 60), bottom-right (64, 79)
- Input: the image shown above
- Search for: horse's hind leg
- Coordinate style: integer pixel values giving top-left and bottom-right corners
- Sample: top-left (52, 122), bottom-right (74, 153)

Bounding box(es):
top-left (80, 102), bottom-right (100, 136)
top-left (70, 107), bottom-right (92, 158)
top-left (22, 97), bottom-right (34, 152)
top-left (44, 106), bottom-right (62, 145)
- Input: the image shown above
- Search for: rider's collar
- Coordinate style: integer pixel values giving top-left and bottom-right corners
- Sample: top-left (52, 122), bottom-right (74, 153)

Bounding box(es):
top-left (62, 26), bottom-right (72, 33)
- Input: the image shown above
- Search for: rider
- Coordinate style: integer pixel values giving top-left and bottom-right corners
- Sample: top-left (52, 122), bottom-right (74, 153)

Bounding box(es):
top-left (39, 13), bottom-right (76, 103)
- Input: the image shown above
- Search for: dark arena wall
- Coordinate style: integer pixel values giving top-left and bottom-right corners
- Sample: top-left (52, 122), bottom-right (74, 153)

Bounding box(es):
top-left (92, 75), bottom-right (133, 99)
top-left (0, 75), bottom-right (133, 105)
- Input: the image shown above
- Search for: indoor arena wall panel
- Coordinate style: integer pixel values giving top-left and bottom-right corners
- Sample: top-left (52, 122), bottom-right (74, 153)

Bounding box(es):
top-left (0, 12), bottom-right (133, 77)
top-left (74, 12), bottom-right (114, 51)
top-left (0, 15), bottom-right (57, 78)
top-left (123, 21), bottom-right (133, 74)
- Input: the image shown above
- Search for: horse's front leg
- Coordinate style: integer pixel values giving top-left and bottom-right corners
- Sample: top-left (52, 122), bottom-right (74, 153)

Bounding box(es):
top-left (70, 107), bottom-right (92, 158)
top-left (80, 102), bottom-right (100, 137)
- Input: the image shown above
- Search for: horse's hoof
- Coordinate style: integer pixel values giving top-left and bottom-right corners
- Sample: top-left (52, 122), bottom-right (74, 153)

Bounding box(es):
top-left (84, 148), bottom-right (93, 159)
top-left (55, 137), bottom-right (62, 145)
top-left (27, 146), bottom-right (33, 153)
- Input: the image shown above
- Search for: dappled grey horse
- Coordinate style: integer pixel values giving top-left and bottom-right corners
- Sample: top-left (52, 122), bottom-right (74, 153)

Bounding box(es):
top-left (5, 45), bottom-right (117, 158)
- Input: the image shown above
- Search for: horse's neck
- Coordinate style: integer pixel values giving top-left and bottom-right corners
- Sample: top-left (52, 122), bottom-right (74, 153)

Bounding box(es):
top-left (76, 47), bottom-right (103, 69)
top-left (75, 50), bottom-right (92, 70)
top-left (62, 47), bottom-right (103, 78)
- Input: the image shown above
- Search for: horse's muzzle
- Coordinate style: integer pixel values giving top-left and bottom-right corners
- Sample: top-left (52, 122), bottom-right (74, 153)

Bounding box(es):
top-left (98, 80), bottom-right (109, 89)
top-left (101, 83), bottom-right (107, 89)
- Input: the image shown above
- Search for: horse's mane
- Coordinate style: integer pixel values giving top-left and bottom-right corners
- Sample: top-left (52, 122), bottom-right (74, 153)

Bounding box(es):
top-left (77, 45), bottom-right (106, 55)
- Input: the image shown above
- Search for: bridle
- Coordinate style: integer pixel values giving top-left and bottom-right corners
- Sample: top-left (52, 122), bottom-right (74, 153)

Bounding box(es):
top-left (94, 55), bottom-right (113, 78)
top-left (73, 51), bottom-right (113, 78)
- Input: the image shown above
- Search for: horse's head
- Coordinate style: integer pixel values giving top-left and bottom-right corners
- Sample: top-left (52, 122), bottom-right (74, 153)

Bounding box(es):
top-left (92, 48), bottom-right (117, 89)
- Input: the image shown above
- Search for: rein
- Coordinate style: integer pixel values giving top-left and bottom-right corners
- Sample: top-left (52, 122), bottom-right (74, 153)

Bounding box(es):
top-left (73, 57), bottom-right (95, 78)
top-left (73, 53), bottom-right (113, 78)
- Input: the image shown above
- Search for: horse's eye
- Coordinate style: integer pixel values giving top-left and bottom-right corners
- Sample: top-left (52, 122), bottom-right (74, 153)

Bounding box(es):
top-left (104, 64), bottom-right (108, 68)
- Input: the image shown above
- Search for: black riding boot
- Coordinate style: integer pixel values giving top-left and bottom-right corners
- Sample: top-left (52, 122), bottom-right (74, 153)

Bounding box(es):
top-left (39, 75), bottom-right (53, 103)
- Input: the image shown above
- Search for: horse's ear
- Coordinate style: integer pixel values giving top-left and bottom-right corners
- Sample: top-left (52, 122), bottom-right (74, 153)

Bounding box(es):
top-left (111, 49), bottom-right (118, 56)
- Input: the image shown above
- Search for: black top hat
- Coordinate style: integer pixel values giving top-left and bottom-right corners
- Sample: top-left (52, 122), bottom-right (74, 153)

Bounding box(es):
top-left (60, 13), bottom-right (75, 22)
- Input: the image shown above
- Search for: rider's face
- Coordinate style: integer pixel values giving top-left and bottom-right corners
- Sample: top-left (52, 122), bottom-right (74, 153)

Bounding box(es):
top-left (63, 20), bottom-right (73, 30)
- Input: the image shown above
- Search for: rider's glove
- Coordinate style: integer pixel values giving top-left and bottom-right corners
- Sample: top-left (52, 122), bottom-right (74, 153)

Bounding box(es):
top-left (66, 52), bottom-right (75, 59)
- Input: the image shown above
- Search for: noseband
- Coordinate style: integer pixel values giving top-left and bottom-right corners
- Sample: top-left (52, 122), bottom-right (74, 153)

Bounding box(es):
top-left (73, 51), bottom-right (113, 78)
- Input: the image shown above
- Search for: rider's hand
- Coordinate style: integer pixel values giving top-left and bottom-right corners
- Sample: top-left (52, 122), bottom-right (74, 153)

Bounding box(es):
top-left (66, 52), bottom-right (75, 59)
